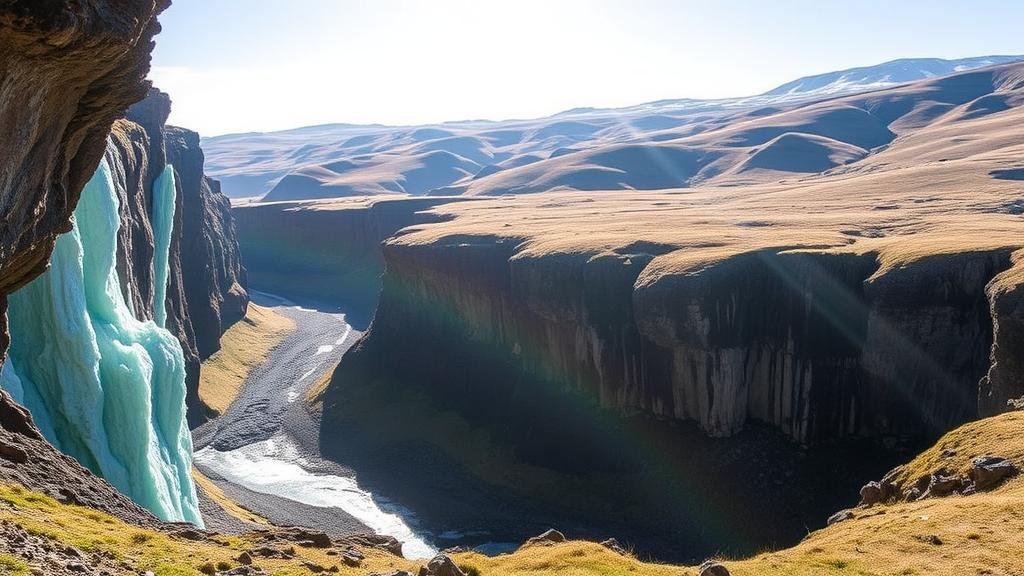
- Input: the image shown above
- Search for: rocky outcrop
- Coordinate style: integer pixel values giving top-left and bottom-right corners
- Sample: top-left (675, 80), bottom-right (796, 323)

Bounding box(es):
top-left (232, 197), bottom-right (466, 326)
top-left (0, 0), bottom-right (168, 359)
top-left (979, 250), bottom-right (1024, 415)
top-left (107, 89), bottom-right (249, 424)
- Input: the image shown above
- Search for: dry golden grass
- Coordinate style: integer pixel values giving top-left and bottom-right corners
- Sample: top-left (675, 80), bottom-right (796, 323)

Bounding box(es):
top-left (0, 484), bottom-right (419, 576)
top-left (305, 363), bottom-right (337, 406)
top-left (191, 468), bottom-right (269, 527)
top-left (199, 303), bottom-right (296, 415)
top-left (722, 411), bottom-right (1024, 576)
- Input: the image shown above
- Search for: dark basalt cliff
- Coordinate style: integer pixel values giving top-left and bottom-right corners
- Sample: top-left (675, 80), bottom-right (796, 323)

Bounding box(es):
top-left (309, 230), bottom-right (1022, 558)
top-left (330, 241), bottom-right (1019, 445)
top-left (110, 89), bottom-right (249, 423)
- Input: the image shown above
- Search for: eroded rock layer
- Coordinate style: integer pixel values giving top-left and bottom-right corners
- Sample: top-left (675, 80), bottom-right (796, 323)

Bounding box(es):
top-left (110, 90), bottom-right (249, 423)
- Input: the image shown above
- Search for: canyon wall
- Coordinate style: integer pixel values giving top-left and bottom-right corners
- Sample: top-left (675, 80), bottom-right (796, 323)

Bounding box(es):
top-left (232, 197), bottom-right (465, 326)
top-left (114, 89), bottom-right (249, 423)
top-left (326, 238), bottom-right (1022, 446)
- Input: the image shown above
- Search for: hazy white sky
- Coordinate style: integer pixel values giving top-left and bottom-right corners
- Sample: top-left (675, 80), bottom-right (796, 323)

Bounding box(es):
top-left (151, 0), bottom-right (1024, 136)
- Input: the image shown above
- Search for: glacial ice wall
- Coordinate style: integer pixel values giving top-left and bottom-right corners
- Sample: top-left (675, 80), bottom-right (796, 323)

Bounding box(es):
top-left (0, 159), bottom-right (202, 525)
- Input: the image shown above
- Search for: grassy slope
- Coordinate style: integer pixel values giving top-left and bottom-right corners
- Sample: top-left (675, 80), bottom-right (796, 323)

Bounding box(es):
top-left (0, 484), bottom-right (418, 576)
top-left (198, 303), bottom-right (296, 415)
top-left (3, 412), bottom-right (1021, 575)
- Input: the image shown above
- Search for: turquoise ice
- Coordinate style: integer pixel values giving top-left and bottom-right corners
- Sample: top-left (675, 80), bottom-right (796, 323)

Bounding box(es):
top-left (0, 158), bottom-right (202, 526)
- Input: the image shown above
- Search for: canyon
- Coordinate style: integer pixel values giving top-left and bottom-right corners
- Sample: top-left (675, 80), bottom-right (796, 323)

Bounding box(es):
top-left (1, 2), bottom-right (1024, 574)
top-left (228, 60), bottom-right (1024, 559)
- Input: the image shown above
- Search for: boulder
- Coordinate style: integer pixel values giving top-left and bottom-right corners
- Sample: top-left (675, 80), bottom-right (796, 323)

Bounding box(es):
top-left (827, 509), bottom-right (855, 525)
top-left (858, 481), bottom-right (883, 507)
top-left (421, 554), bottom-right (466, 576)
top-left (969, 456), bottom-right (1019, 490)
top-left (600, 538), bottom-right (626, 554)
top-left (924, 473), bottom-right (966, 497)
top-left (524, 528), bottom-right (566, 547)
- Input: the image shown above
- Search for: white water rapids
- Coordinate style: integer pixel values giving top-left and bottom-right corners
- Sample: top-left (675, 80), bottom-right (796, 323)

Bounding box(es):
top-left (194, 435), bottom-right (436, 558)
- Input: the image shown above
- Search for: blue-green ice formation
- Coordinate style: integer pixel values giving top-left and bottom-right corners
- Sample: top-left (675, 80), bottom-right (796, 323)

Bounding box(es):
top-left (0, 158), bottom-right (203, 525)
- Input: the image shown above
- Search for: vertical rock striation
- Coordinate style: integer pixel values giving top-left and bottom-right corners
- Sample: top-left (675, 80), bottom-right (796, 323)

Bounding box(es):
top-left (110, 89), bottom-right (250, 422)
top-left (326, 238), bottom-right (1018, 447)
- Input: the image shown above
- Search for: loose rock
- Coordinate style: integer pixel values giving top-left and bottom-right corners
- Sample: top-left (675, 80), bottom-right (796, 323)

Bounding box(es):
top-left (699, 560), bottom-right (731, 576)
top-left (969, 455), bottom-right (1019, 490)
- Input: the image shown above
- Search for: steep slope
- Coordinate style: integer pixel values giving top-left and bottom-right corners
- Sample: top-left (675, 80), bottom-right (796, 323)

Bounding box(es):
top-left (0, 0), bottom-right (168, 357)
top-left (108, 89), bottom-right (250, 423)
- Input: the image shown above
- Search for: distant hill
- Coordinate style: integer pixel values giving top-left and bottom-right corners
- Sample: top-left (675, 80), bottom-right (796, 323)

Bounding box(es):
top-left (203, 55), bottom-right (1023, 199)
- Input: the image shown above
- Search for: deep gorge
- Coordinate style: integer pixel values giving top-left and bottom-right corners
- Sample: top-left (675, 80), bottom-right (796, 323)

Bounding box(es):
top-left (231, 197), bottom-right (1024, 559)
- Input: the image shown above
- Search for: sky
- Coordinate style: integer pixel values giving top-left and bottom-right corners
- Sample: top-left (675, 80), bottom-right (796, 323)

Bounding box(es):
top-left (151, 0), bottom-right (1024, 136)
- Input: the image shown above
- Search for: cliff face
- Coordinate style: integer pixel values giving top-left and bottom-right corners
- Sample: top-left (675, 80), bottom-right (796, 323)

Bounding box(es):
top-left (108, 89), bottom-right (249, 423)
top-left (331, 239), bottom-right (1015, 447)
top-left (232, 197), bottom-right (466, 326)
top-left (0, 0), bottom-right (168, 357)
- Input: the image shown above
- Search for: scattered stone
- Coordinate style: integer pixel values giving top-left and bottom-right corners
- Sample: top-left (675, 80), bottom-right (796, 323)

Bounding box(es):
top-left (940, 448), bottom-right (957, 458)
top-left (420, 554), bottom-right (466, 576)
top-left (301, 560), bottom-right (326, 573)
top-left (523, 528), bottom-right (566, 547)
top-left (64, 562), bottom-right (88, 573)
top-left (235, 552), bottom-right (252, 565)
top-left (858, 481), bottom-right (883, 507)
top-left (699, 560), bottom-right (731, 576)
top-left (169, 528), bottom-right (207, 541)
top-left (341, 550), bottom-right (362, 567)
top-left (600, 538), bottom-right (626, 554)
top-left (1008, 397), bottom-right (1024, 411)
top-left (337, 533), bottom-right (403, 556)
top-left (969, 456), bottom-right (1019, 491)
top-left (246, 546), bottom-right (294, 560)
top-left (217, 568), bottom-right (266, 576)
top-left (280, 527), bottom-right (332, 548)
top-left (827, 509), bottom-right (855, 525)
top-left (914, 534), bottom-right (943, 546)
top-left (924, 473), bottom-right (965, 497)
